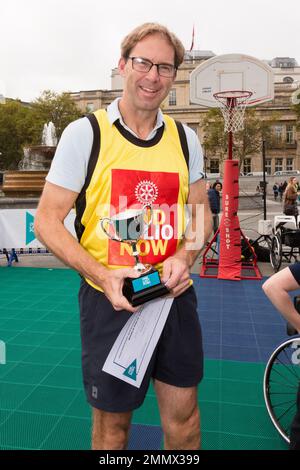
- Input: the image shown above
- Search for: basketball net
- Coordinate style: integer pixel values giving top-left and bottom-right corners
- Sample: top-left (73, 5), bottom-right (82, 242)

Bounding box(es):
top-left (213, 90), bottom-right (252, 133)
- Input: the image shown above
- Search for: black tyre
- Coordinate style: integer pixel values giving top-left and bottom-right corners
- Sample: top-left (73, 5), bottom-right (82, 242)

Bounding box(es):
top-left (270, 233), bottom-right (282, 272)
top-left (263, 337), bottom-right (300, 443)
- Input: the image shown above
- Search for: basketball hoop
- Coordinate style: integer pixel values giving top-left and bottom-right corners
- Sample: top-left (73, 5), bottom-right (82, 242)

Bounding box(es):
top-left (213, 90), bottom-right (253, 133)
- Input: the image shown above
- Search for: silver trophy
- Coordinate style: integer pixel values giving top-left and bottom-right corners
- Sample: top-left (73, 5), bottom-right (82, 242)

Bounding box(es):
top-left (100, 206), bottom-right (169, 306)
top-left (100, 206), bottom-right (152, 272)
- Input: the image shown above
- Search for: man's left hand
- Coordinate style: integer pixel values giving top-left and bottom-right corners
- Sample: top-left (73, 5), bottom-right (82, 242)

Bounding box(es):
top-left (161, 255), bottom-right (191, 298)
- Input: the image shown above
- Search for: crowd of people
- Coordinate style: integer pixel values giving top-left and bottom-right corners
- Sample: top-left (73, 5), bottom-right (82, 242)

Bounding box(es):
top-left (272, 181), bottom-right (287, 201)
top-left (210, 177), bottom-right (300, 213)
top-left (208, 175), bottom-right (300, 220)
top-left (271, 177), bottom-right (300, 216)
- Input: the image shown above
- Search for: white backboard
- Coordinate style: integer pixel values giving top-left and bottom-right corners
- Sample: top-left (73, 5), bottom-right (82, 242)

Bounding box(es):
top-left (190, 53), bottom-right (274, 107)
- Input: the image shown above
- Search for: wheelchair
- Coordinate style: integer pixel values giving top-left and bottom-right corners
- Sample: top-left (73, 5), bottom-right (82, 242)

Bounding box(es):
top-left (269, 215), bottom-right (300, 272)
top-left (263, 296), bottom-right (300, 444)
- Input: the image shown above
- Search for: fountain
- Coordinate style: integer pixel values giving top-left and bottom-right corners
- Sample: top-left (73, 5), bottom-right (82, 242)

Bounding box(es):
top-left (2, 122), bottom-right (57, 198)
top-left (19, 122), bottom-right (57, 171)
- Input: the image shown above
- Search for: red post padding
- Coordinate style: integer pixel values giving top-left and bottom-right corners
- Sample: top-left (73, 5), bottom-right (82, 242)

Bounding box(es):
top-left (217, 160), bottom-right (241, 280)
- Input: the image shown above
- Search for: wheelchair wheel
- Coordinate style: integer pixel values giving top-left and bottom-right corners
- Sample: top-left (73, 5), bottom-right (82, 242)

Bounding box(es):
top-left (270, 233), bottom-right (282, 272)
top-left (263, 337), bottom-right (300, 443)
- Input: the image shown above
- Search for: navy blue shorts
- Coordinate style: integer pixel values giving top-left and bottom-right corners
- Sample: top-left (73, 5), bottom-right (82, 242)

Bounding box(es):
top-left (79, 281), bottom-right (203, 412)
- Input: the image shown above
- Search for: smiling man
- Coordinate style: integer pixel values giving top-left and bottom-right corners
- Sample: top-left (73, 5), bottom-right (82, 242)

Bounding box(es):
top-left (35, 23), bottom-right (212, 450)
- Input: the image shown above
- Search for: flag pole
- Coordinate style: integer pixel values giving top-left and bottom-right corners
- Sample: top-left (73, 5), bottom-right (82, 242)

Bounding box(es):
top-left (189, 25), bottom-right (195, 52)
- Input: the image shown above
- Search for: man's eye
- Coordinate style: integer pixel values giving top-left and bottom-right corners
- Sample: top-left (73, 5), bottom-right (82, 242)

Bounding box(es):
top-left (160, 65), bottom-right (171, 72)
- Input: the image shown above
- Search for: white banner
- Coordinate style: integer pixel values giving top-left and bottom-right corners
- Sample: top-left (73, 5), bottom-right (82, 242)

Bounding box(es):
top-left (0, 209), bottom-right (76, 249)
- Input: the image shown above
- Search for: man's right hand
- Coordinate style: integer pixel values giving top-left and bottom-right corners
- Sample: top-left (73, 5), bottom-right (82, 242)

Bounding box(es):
top-left (99, 267), bottom-right (141, 313)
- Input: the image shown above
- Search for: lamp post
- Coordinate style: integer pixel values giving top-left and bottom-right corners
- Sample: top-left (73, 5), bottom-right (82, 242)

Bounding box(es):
top-left (204, 156), bottom-right (208, 178)
top-left (203, 136), bottom-right (207, 178)
top-left (262, 140), bottom-right (267, 220)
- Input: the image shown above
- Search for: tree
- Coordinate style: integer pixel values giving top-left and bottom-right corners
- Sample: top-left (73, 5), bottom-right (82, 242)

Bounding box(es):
top-left (202, 108), bottom-right (227, 164)
top-left (31, 90), bottom-right (81, 140)
top-left (0, 100), bottom-right (36, 170)
top-left (202, 107), bottom-right (274, 170)
top-left (234, 109), bottom-right (273, 165)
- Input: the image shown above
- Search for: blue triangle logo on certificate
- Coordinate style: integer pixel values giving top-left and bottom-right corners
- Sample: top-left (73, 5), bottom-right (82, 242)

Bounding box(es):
top-left (123, 359), bottom-right (137, 381)
top-left (26, 212), bottom-right (36, 245)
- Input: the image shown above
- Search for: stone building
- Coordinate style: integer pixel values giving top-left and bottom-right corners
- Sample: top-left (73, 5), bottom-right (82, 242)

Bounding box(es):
top-left (69, 52), bottom-right (300, 176)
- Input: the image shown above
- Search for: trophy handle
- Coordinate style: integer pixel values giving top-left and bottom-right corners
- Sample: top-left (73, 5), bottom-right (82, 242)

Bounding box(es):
top-left (100, 217), bottom-right (121, 242)
top-left (142, 205), bottom-right (153, 236)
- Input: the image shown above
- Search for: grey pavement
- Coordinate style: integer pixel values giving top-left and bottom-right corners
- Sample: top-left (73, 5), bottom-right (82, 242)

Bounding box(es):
top-left (0, 197), bottom-right (287, 277)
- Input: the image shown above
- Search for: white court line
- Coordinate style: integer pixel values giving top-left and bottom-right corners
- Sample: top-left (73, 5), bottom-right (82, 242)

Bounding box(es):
top-left (238, 211), bottom-right (283, 216)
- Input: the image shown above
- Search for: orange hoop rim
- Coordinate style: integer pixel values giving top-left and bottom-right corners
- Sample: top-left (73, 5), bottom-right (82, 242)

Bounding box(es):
top-left (213, 90), bottom-right (253, 101)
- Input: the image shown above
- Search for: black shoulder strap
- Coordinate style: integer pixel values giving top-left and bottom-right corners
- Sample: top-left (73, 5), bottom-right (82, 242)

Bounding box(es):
top-left (175, 120), bottom-right (189, 170)
top-left (74, 113), bottom-right (101, 241)
top-left (85, 113), bottom-right (101, 182)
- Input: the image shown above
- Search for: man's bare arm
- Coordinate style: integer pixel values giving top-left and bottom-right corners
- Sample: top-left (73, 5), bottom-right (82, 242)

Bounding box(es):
top-left (35, 182), bottom-right (139, 312)
top-left (262, 267), bottom-right (300, 333)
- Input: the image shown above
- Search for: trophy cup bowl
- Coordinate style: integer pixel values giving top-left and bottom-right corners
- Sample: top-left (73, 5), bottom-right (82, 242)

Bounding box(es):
top-left (100, 207), bottom-right (169, 306)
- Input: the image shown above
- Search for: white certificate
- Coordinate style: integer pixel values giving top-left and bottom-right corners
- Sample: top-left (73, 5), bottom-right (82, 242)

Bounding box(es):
top-left (102, 297), bottom-right (174, 388)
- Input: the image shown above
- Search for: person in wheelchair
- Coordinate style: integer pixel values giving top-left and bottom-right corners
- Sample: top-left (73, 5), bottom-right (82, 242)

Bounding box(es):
top-left (262, 264), bottom-right (300, 450)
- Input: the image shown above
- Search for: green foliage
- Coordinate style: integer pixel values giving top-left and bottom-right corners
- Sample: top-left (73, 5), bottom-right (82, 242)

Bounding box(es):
top-left (202, 108), bottom-right (228, 161)
top-left (201, 107), bottom-right (274, 168)
top-left (234, 109), bottom-right (273, 164)
top-left (31, 90), bottom-right (81, 140)
top-left (0, 100), bottom-right (36, 169)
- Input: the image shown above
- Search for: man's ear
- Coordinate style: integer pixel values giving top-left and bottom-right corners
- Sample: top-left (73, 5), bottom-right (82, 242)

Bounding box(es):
top-left (118, 57), bottom-right (127, 77)
top-left (168, 69), bottom-right (177, 87)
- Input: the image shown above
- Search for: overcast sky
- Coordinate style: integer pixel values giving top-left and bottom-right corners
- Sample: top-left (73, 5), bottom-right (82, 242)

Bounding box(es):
top-left (1, 0), bottom-right (299, 102)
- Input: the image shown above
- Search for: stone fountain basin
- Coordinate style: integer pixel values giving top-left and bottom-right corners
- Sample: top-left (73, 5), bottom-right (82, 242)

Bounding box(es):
top-left (24, 145), bottom-right (56, 159)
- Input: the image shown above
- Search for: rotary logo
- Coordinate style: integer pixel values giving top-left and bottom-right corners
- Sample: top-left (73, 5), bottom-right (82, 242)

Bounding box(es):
top-left (135, 180), bottom-right (158, 205)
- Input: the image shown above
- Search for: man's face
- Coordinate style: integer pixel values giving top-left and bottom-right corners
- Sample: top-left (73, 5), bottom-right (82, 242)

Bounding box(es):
top-left (119, 33), bottom-right (176, 112)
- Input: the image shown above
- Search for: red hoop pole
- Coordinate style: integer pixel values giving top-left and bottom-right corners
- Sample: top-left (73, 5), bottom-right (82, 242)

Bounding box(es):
top-left (228, 132), bottom-right (233, 160)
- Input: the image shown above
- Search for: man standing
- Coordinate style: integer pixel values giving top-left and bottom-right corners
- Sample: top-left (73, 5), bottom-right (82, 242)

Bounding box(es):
top-left (207, 181), bottom-right (222, 233)
top-left (35, 23), bottom-right (212, 450)
top-left (273, 182), bottom-right (279, 201)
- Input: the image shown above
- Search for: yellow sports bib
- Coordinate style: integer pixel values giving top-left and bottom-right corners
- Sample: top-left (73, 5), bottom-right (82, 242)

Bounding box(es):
top-left (75, 109), bottom-right (189, 291)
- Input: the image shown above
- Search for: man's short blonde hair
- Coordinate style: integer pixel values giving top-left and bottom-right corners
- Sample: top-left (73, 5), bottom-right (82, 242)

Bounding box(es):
top-left (121, 23), bottom-right (185, 69)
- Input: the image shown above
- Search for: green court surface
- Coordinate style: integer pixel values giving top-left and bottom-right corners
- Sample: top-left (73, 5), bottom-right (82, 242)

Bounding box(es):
top-left (0, 267), bottom-right (288, 450)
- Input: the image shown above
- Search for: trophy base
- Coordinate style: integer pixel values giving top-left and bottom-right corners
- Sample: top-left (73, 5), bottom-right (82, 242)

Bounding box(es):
top-left (123, 268), bottom-right (169, 307)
